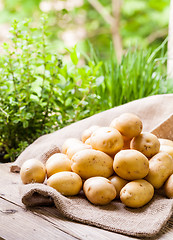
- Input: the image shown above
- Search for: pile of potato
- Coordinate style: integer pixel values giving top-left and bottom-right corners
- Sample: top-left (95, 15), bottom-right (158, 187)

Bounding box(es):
top-left (20, 113), bottom-right (173, 208)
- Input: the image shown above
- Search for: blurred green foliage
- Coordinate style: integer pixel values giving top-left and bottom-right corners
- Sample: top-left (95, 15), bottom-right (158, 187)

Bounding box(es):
top-left (89, 39), bottom-right (171, 108)
top-left (0, 0), bottom-right (170, 56)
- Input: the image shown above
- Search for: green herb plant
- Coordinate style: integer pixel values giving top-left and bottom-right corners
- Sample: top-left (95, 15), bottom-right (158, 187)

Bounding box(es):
top-left (0, 16), bottom-right (103, 161)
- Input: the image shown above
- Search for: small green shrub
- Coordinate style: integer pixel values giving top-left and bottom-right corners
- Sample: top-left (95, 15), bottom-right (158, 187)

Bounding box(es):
top-left (0, 16), bottom-right (103, 161)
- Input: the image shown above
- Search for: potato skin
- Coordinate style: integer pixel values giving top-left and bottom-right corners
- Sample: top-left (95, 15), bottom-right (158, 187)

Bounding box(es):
top-left (130, 132), bottom-right (160, 158)
top-left (110, 113), bottom-right (142, 140)
top-left (20, 159), bottom-right (46, 184)
top-left (90, 127), bottom-right (124, 155)
top-left (71, 149), bottom-right (114, 179)
top-left (66, 143), bottom-right (91, 160)
top-left (85, 137), bottom-right (91, 145)
top-left (113, 149), bottom-right (149, 180)
top-left (83, 177), bottom-right (116, 205)
top-left (159, 145), bottom-right (173, 158)
top-left (61, 138), bottom-right (81, 154)
top-left (109, 175), bottom-right (128, 198)
top-left (164, 174), bottom-right (173, 198)
top-left (145, 152), bottom-right (173, 189)
top-left (81, 125), bottom-right (100, 143)
top-left (46, 153), bottom-right (71, 178)
top-left (120, 179), bottom-right (154, 208)
top-left (159, 138), bottom-right (173, 148)
top-left (47, 171), bottom-right (82, 196)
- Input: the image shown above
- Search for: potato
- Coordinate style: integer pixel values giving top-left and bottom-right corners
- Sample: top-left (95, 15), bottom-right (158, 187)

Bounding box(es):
top-left (83, 177), bottom-right (116, 205)
top-left (159, 138), bottom-right (173, 148)
top-left (61, 138), bottom-right (81, 154)
top-left (90, 127), bottom-right (124, 155)
top-left (46, 153), bottom-right (71, 178)
top-left (66, 143), bottom-right (91, 160)
top-left (145, 152), bottom-right (173, 189)
top-left (160, 145), bottom-right (173, 158)
top-left (110, 113), bottom-right (142, 140)
top-left (130, 132), bottom-right (160, 158)
top-left (120, 179), bottom-right (154, 208)
top-left (81, 125), bottom-right (100, 143)
top-left (47, 171), bottom-right (82, 196)
top-left (71, 149), bottom-right (114, 179)
top-left (109, 175), bottom-right (128, 199)
top-left (20, 159), bottom-right (46, 184)
top-left (113, 149), bottom-right (149, 180)
top-left (164, 174), bottom-right (173, 198)
top-left (85, 137), bottom-right (91, 145)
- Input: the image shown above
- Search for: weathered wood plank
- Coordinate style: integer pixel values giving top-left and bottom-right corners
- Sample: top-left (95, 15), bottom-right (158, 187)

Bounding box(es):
top-left (31, 206), bottom-right (134, 240)
top-left (0, 197), bottom-right (77, 240)
top-left (0, 163), bottom-right (23, 206)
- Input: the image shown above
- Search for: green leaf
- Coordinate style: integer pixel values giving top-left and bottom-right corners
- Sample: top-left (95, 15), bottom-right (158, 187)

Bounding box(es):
top-left (25, 112), bottom-right (32, 119)
top-left (23, 121), bottom-right (29, 128)
top-left (70, 46), bottom-right (79, 65)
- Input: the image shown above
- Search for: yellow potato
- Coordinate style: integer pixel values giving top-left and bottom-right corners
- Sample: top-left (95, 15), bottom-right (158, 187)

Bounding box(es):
top-left (83, 176), bottom-right (116, 205)
top-left (120, 179), bottom-right (154, 208)
top-left (90, 127), bottom-right (124, 155)
top-left (109, 175), bottom-right (128, 199)
top-left (130, 132), bottom-right (160, 158)
top-left (20, 159), bottom-right (46, 184)
top-left (61, 138), bottom-right (81, 154)
top-left (71, 149), bottom-right (114, 179)
top-left (113, 149), bottom-right (149, 180)
top-left (159, 138), bottom-right (173, 147)
top-left (145, 152), bottom-right (173, 189)
top-left (47, 171), bottom-right (82, 196)
top-left (85, 137), bottom-right (91, 145)
top-left (66, 143), bottom-right (91, 160)
top-left (110, 113), bottom-right (142, 140)
top-left (46, 153), bottom-right (71, 178)
top-left (164, 174), bottom-right (173, 198)
top-left (81, 125), bottom-right (100, 143)
top-left (160, 145), bottom-right (173, 158)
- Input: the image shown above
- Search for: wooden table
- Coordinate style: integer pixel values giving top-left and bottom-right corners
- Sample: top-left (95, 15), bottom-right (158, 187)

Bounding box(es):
top-left (1, 163), bottom-right (173, 240)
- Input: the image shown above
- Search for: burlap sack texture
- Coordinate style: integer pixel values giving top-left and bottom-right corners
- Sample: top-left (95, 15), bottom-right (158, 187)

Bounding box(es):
top-left (12, 94), bottom-right (173, 238)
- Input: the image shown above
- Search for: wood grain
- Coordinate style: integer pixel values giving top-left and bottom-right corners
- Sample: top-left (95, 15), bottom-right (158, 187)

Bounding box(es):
top-left (0, 197), bottom-right (77, 240)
